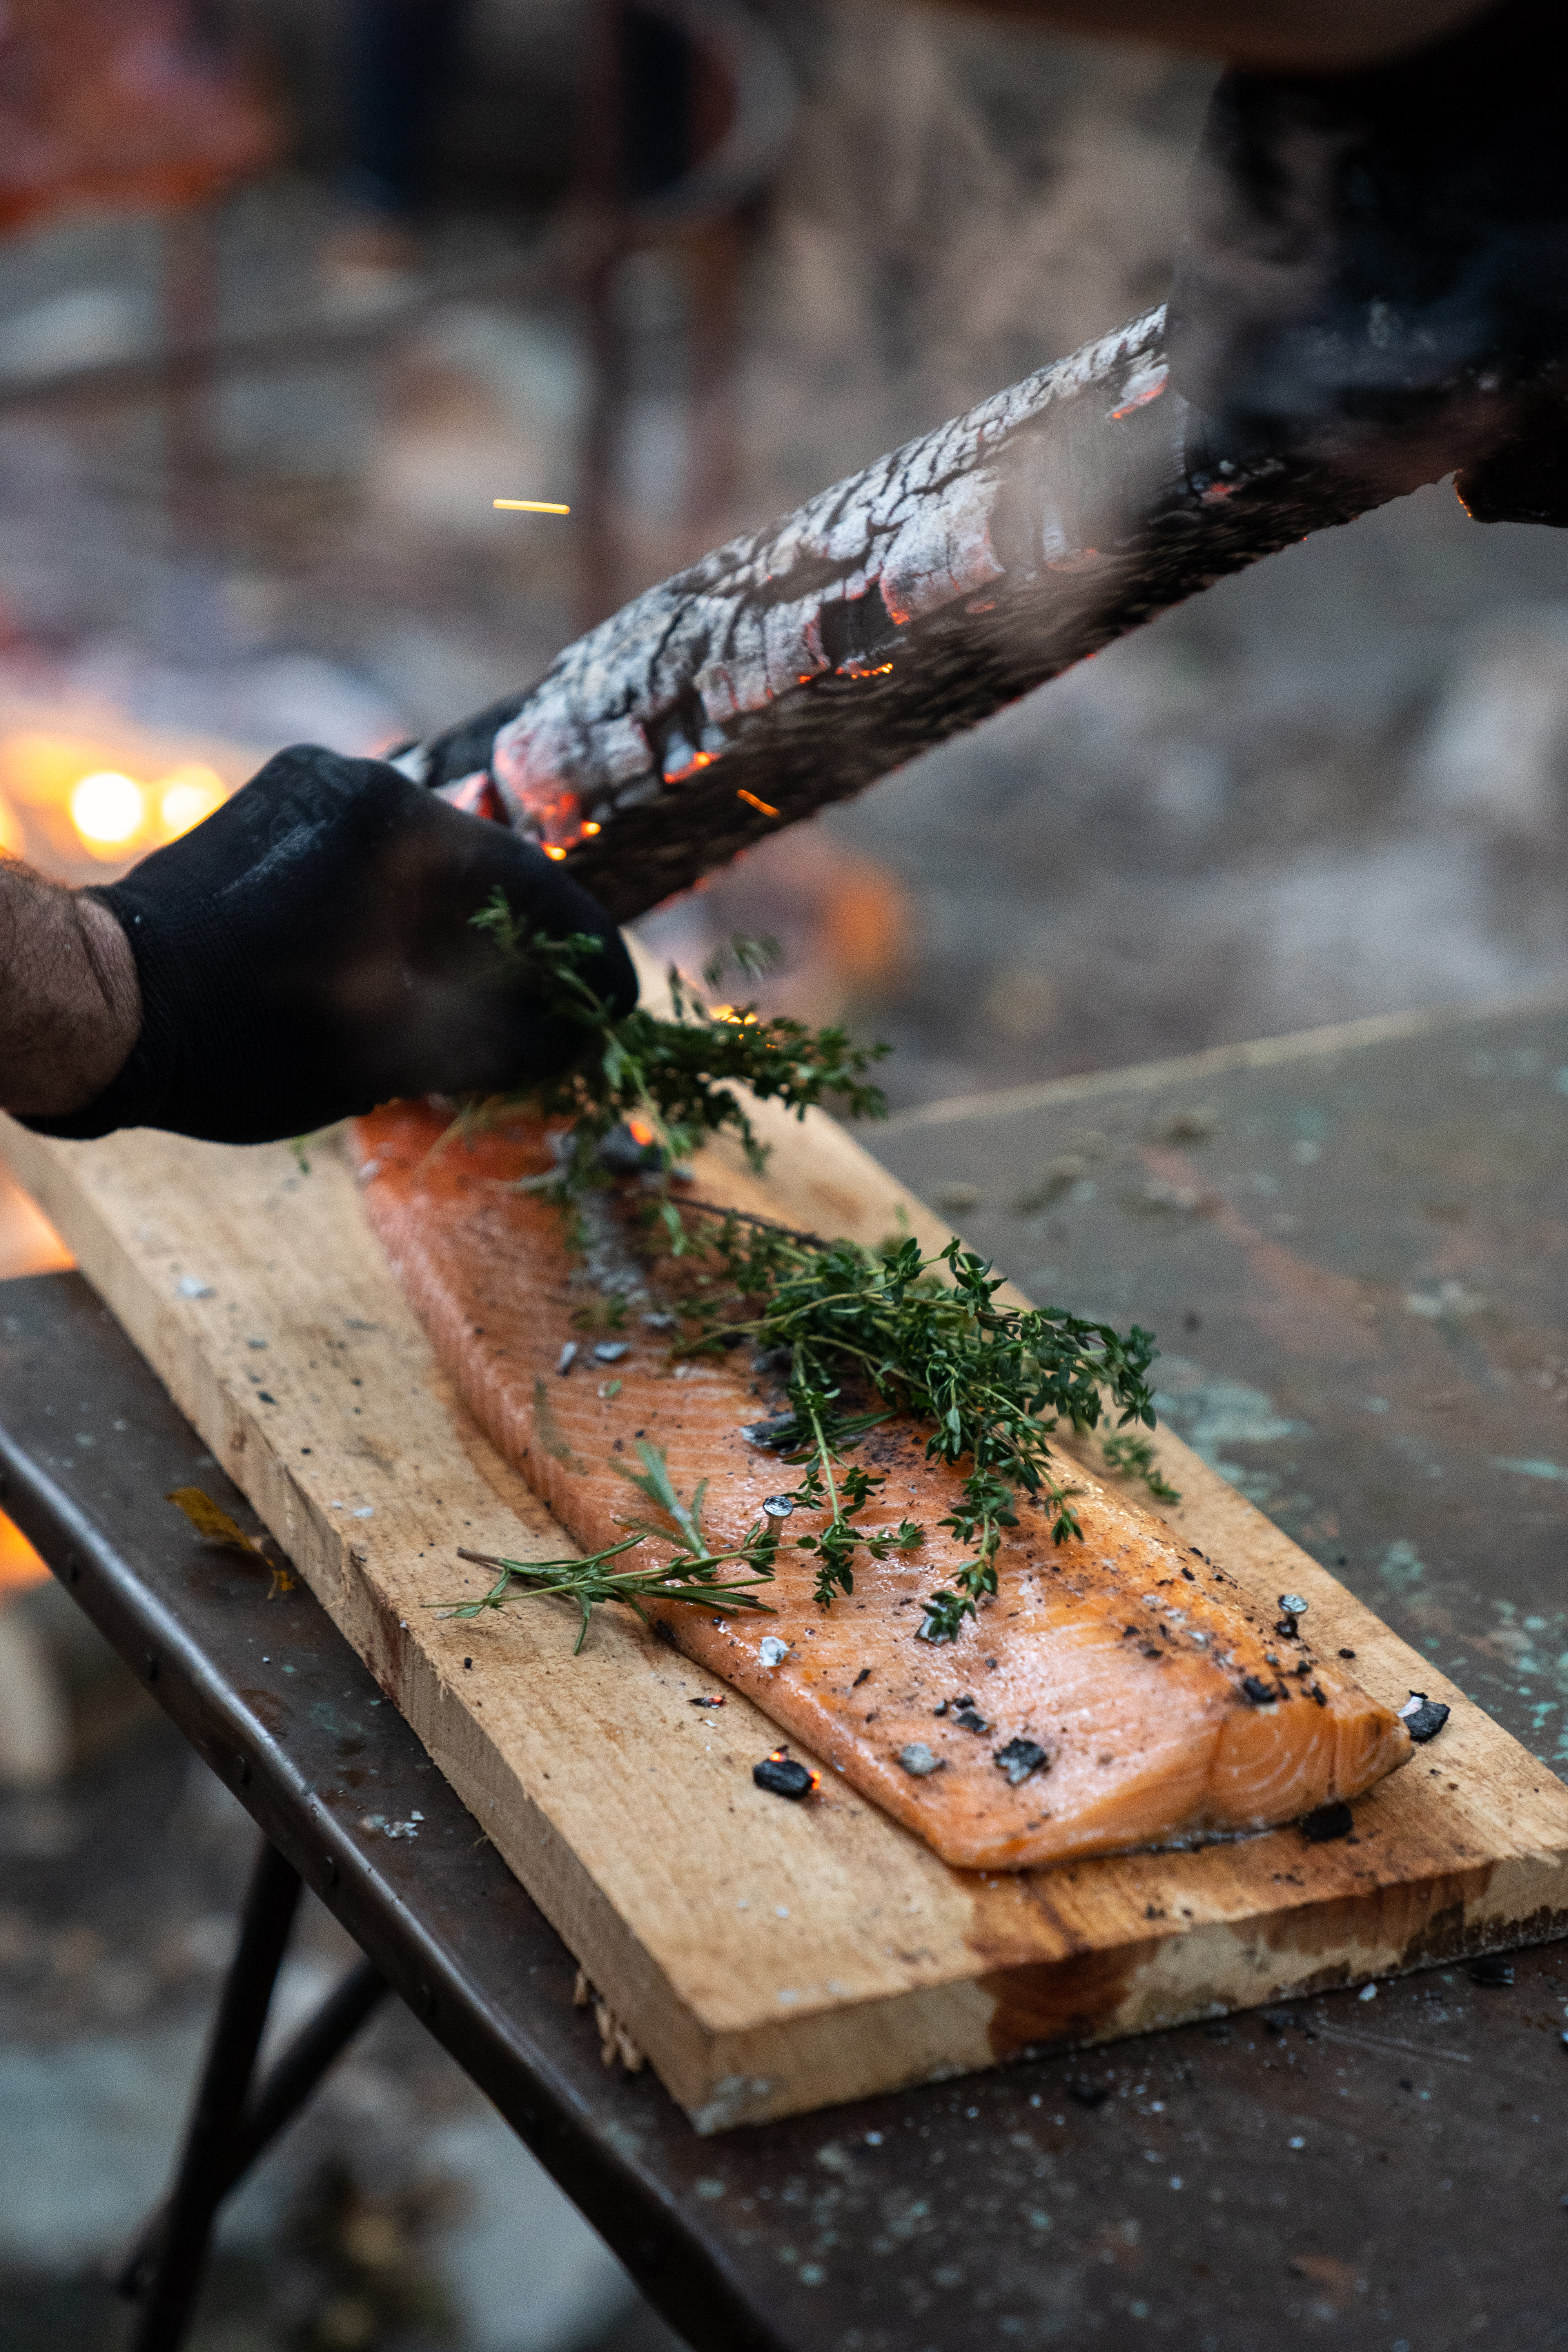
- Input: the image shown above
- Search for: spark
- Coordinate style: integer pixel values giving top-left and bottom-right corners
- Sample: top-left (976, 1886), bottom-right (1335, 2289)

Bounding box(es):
top-left (541, 843), bottom-right (568, 860)
top-left (493, 498), bottom-right (572, 515)
top-left (736, 789), bottom-right (780, 818)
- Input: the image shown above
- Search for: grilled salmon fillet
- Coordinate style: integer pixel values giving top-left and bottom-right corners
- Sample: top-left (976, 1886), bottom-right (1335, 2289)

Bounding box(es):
top-left (351, 1103), bottom-right (1411, 1871)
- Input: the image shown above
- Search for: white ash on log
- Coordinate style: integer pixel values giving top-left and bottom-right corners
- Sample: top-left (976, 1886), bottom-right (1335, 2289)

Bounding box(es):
top-left (405, 304), bottom-right (1529, 926)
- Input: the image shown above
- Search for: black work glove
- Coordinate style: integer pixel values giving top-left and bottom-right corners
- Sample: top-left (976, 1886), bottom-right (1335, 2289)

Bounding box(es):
top-left (24, 744), bottom-right (636, 1146)
top-left (1165, 0), bottom-right (1568, 518)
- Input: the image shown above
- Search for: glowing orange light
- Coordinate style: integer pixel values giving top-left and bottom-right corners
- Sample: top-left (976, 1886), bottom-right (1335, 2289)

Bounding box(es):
top-left (581, 820), bottom-right (602, 836)
top-left (0, 1511), bottom-right (48, 1596)
top-left (70, 770), bottom-right (145, 852)
top-left (767, 1743), bottom-right (820, 1793)
top-left (626, 1115), bottom-right (657, 1147)
top-left (542, 843), bottom-right (568, 861)
top-left (157, 763), bottom-right (227, 840)
top-left (707, 1004), bottom-right (759, 1027)
top-left (735, 789), bottom-right (780, 818)
top-left (492, 498), bottom-right (572, 515)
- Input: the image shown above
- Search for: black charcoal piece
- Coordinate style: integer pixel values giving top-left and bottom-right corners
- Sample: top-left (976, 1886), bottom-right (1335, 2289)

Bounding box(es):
top-left (1067, 2080), bottom-right (1108, 2109)
top-left (597, 1122), bottom-right (662, 1174)
top-left (1298, 1800), bottom-right (1355, 1843)
top-left (753, 1754), bottom-right (815, 1800)
top-left (954, 1704), bottom-right (990, 1733)
top-left (1339, 1647), bottom-right (1357, 1659)
top-left (1397, 1692), bottom-right (1452, 1744)
top-left (1241, 1675), bottom-right (1280, 1706)
top-left (897, 1742), bottom-right (945, 1777)
top-left (995, 1737), bottom-right (1049, 1787)
top-left (742, 1413), bottom-right (800, 1448)
top-left (1468, 1955), bottom-right (1515, 1988)
top-left (690, 1695), bottom-right (724, 1708)
top-left (852, 1667), bottom-right (871, 1687)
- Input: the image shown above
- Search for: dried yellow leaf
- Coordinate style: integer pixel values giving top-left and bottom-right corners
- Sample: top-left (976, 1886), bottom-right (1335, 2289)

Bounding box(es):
top-left (165, 1486), bottom-right (268, 1557)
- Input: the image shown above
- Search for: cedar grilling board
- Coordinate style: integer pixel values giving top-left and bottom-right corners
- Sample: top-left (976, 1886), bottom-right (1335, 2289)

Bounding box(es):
top-left (2, 1104), bottom-right (1564, 2133)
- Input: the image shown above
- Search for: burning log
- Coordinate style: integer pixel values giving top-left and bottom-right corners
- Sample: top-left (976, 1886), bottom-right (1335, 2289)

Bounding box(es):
top-left (409, 303), bottom-right (1532, 926)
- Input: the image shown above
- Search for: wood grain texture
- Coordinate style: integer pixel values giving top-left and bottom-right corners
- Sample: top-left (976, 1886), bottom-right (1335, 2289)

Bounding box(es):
top-left (2, 1105), bottom-right (1564, 2132)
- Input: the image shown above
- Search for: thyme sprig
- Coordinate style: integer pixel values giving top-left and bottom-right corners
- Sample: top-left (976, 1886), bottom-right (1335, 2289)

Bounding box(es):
top-left (470, 900), bottom-right (888, 1204)
top-left (1100, 1431), bottom-right (1182, 1504)
top-left (674, 1213), bottom-right (1161, 1641)
top-left (448, 916), bottom-right (1176, 1650)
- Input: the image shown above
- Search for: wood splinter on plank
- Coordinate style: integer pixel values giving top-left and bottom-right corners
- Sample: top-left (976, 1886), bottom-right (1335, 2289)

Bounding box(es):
top-left (575, 1966), bottom-right (646, 2072)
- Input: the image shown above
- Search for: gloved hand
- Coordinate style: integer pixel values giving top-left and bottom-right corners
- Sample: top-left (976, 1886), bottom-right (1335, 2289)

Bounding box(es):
top-left (1165, 0), bottom-right (1568, 510)
top-left (24, 743), bottom-right (637, 1147)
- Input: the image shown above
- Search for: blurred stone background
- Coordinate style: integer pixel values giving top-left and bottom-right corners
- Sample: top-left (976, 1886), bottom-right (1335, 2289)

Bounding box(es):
top-left (4, 0), bottom-right (1568, 2344)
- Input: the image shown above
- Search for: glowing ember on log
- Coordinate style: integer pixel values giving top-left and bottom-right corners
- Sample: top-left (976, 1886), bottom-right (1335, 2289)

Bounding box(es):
top-left (412, 305), bottom-right (1534, 921)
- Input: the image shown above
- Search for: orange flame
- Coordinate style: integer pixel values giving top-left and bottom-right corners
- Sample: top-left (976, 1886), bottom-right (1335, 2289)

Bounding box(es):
top-left (736, 789), bottom-right (780, 818)
top-left (626, 1115), bottom-right (657, 1147)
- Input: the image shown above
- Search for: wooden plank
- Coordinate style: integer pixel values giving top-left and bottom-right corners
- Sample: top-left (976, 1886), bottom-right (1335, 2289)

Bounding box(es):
top-left (2, 1104), bottom-right (1565, 2134)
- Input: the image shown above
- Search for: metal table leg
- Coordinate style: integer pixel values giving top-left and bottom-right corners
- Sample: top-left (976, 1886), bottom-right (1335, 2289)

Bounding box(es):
top-left (117, 1955), bottom-right (389, 2307)
top-left (128, 1834), bottom-right (303, 2349)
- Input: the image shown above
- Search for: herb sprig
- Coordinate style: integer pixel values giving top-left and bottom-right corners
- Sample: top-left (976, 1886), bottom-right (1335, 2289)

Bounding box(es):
top-left (674, 1213), bottom-right (1161, 1640)
top-left (469, 899), bottom-right (887, 1210)
top-left (436, 1438), bottom-right (779, 1652)
top-left (448, 916), bottom-right (1176, 1651)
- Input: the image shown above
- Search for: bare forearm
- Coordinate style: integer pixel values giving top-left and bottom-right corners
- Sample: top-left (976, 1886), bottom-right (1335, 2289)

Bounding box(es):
top-left (0, 861), bottom-right (140, 1117)
top-left (926, 0), bottom-right (1492, 66)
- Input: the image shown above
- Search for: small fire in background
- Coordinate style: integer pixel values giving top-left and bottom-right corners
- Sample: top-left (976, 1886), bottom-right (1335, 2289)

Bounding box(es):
top-left (0, 1014), bottom-right (75, 1602)
top-left (0, 715), bottom-right (245, 881)
top-left (0, 708), bottom-right (245, 1600)
top-left (0, 1513), bottom-right (48, 1600)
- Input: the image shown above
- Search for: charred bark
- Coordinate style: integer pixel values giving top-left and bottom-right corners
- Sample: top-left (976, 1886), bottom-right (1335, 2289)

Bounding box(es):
top-left (410, 305), bottom-right (1534, 926)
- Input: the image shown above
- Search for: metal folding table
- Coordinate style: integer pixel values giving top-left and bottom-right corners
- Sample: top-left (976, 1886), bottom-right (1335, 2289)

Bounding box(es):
top-left (3, 997), bottom-right (1566, 2351)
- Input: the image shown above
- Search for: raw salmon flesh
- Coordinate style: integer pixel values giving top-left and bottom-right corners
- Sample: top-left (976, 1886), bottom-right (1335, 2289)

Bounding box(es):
top-left (351, 1103), bottom-right (1411, 1871)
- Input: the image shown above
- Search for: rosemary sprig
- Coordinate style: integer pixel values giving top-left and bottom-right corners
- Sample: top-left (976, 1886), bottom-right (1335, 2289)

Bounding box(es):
top-left (434, 1439), bottom-right (779, 1652)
